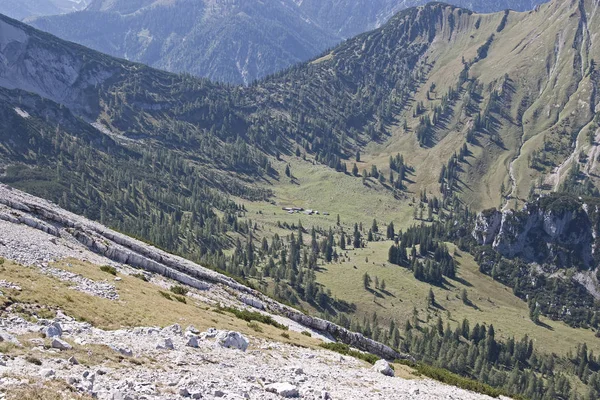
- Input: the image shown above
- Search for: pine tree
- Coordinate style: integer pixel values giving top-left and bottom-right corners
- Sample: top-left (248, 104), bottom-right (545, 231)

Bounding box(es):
top-left (386, 222), bottom-right (395, 239)
top-left (427, 288), bottom-right (435, 307)
top-left (461, 289), bottom-right (469, 305)
top-left (363, 272), bottom-right (372, 289)
top-left (371, 219), bottom-right (379, 233)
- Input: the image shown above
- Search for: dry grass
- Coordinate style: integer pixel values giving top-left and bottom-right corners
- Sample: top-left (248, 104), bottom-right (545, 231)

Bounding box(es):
top-left (0, 259), bottom-right (320, 351)
top-left (4, 380), bottom-right (93, 400)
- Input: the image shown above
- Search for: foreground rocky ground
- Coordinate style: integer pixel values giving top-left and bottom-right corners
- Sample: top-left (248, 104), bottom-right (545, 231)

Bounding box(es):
top-left (0, 311), bottom-right (504, 400)
top-left (0, 184), bottom-right (507, 399)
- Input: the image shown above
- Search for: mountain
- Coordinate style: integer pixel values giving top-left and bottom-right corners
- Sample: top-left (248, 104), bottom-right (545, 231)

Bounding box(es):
top-left (28, 0), bottom-right (340, 84)
top-left (0, 0), bottom-right (90, 21)
top-left (27, 0), bottom-right (548, 84)
top-left (3, 0), bottom-right (600, 397)
top-left (295, 0), bottom-right (547, 38)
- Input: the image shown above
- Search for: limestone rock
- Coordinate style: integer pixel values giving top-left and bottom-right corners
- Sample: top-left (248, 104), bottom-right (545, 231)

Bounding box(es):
top-left (0, 330), bottom-right (21, 346)
top-left (112, 346), bottom-right (133, 357)
top-left (163, 324), bottom-right (182, 335)
top-left (186, 336), bottom-right (199, 348)
top-left (51, 338), bottom-right (72, 351)
top-left (156, 338), bottom-right (174, 350)
top-left (40, 368), bottom-right (55, 378)
top-left (200, 328), bottom-right (218, 340)
top-left (45, 322), bottom-right (63, 338)
top-left (372, 359), bottom-right (394, 377)
top-left (216, 331), bottom-right (248, 351)
top-left (265, 382), bottom-right (299, 398)
top-left (185, 325), bottom-right (200, 336)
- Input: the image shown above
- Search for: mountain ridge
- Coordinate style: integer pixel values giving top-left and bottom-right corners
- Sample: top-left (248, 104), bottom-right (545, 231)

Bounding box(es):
top-left (26, 0), bottom-right (549, 83)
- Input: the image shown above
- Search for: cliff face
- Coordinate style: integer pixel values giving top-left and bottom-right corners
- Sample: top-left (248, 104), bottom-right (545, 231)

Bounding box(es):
top-left (473, 195), bottom-right (600, 269)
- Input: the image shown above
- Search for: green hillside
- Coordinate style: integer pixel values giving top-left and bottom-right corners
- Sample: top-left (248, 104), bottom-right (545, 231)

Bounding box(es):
top-left (2, 1), bottom-right (600, 398)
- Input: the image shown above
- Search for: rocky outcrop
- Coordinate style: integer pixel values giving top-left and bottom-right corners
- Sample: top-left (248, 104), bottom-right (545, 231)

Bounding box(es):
top-left (372, 360), bottom-right (395, 377)
top-left (216, 331), bottom-right (249, 351)
top-left (473, 195), bottom-right (599, 269)
top-left (0, 184), bottom-right (412, 362)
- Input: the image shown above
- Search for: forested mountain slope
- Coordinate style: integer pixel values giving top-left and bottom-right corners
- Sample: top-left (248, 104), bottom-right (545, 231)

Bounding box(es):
top-left (27, 0), bottom-right (548, 83)
top-left (1, 0), bottom-right (600, 267)
top-left (3, 1), bottom-right (600, 398)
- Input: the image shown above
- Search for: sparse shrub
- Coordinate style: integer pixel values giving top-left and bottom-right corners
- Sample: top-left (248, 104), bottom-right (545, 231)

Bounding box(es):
top-left (36, 308), bottom-right (56, 320)
top-left (25, 356), bottom-right (42, 366)
top-left (247, 322), bottom-right (263, 333)
top-left (281, 332), bottom-right (290, 339)
top-left (64, 295), bottom-right (74, 303)
top-left (169, 285), bottom-right (188, 296)
top-left (158, 291), bottom-right (173, 301)
top-left (301, 331), bottom-right (312, 337)
top-left (319, 342), bottom-right (379, 365)
top-left (100, 265), bottom-right (117, 276)
top-left (220, 306), bottom-right (287, 330)
top-left (396, 360), bottom-right (517, 399)
top-left (172, 295), bottom-right (187, 304)
top-left (0, 257), bottom-right (4, 265)
top-left (132, 273), bottom-right (149, 282)
top-left (0, 343), bottom-right (16, 354)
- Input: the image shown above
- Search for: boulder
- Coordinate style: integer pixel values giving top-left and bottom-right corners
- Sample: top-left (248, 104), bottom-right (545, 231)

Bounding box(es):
top-left (68, 356), bottom-right (79, 365)
top-left (185, 325), bottom-right (200, 335)
top-left (186, 336), bottom-right (199, 348)
top-left (40, 368), bottom-right (55, 378)
top-left (200, 328), bottom-right (218, 340)
top-left (265, 383), bottom-right (299, 398)
top-left (44, 322), bottom-right (62, 338)
top-left (0, 330), bottom-right (21, 346)
top-left (110, 391), bottom-right (125, 400)
top-left (111, 346), bottom-right (133, 357)
top-left (372, 359), bottom-right (394, 377)
top-left (163, 324), bottom-right (182, 335)
top-left (156, 338), bottom-right (174, 350)
top-left (51, 338), bottom-right (72, 351)
top-left (216, 331), bottom-right (248, 351)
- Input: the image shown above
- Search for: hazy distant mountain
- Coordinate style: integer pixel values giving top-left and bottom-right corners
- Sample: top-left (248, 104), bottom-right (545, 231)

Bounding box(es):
top-left (296, 0), bottom-right (547, 38)
top-left (29, 0), bottom-right (338, 84)
top-left (0, 0), bottom-right (89, 20)
top-left (28, 0), bottom-right (547, 83)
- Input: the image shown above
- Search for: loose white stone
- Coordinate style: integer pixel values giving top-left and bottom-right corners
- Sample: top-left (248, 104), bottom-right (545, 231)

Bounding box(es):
top-left (372, 359), bottom-right (394, 377)
top-left (216, 331), bottom-right (248, 351)
top-left (51, 338), bottom-right (72, 351)
top-left (265, 382), bottom-right (299, 398)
